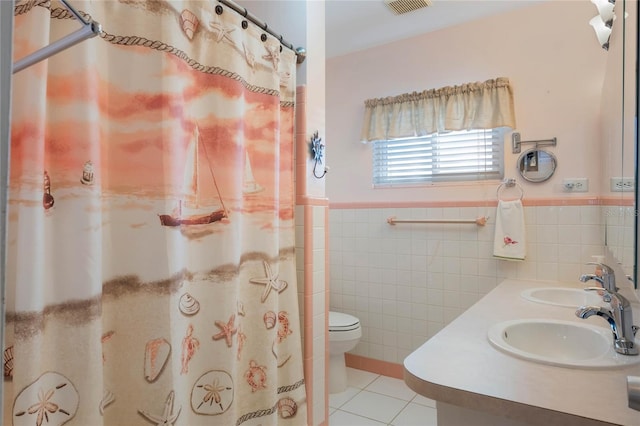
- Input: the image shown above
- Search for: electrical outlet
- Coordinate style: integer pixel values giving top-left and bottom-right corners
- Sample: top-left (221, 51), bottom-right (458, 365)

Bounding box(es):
top-left (610, 177), bottom-right (635, 192)
top-left (562, 178), bottom-right (589, 192)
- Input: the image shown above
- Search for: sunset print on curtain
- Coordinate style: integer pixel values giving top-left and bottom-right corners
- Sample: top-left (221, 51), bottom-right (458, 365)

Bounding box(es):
top-left (5, 1), bottom-right (305, 425)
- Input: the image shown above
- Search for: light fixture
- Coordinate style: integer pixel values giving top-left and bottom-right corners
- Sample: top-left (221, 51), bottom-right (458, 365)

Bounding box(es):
top-left (589, 0), bottom-right (615, 50)
top-left (589, 15), bottom-right (612, 50)
top-left (591, 0), bottom-right (616, 27)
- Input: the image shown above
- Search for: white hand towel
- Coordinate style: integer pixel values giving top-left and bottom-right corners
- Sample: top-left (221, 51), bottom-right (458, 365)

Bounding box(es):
top-left (493, 199), bottom-right (526, 261)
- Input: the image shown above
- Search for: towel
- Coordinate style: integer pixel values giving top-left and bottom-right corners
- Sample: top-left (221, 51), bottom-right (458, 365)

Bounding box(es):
top-left (493, 199), bottom-right (526, 261)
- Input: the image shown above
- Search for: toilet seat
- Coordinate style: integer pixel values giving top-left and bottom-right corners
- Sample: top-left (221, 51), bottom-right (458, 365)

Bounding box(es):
top-left (329, 311), bottom-right (360, 332)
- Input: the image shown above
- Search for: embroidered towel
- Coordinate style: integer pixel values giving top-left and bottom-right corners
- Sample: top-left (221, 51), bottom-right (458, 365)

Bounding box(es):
top-left (493, 199), bottom-right (526, 260)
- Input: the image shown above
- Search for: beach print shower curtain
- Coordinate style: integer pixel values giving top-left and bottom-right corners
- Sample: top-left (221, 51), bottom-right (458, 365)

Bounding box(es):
top-left (5, 1), bottom-right (306, 425)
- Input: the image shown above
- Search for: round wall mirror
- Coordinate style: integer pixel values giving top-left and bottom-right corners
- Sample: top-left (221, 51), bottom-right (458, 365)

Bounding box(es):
top-left (517, 148), bottom-right (557, 182)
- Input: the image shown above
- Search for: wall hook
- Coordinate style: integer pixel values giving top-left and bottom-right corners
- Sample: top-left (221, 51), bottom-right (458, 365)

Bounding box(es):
top-left (309, 131), bottom-right (327, 179)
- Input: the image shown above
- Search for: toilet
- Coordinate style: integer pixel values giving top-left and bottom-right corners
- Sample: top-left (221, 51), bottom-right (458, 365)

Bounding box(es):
top-left (328, 311), bottom-right (362, 394)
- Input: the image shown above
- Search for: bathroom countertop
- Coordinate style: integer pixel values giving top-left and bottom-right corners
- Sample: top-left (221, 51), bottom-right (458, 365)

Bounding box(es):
top-left (403, 278), bottom-right (640, 426)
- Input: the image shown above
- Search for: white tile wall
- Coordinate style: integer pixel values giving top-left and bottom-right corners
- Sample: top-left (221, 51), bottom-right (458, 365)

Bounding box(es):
top-left (329, 205), bottom-right (605, 364)
top-left (604, 205), bottom-right (635, 276)
top-left (295, 205), bottom-right (305, 340)
top-left (296, 204), bottom-right (328, 426)
top-left (313, 356), bottom-right (325, 423)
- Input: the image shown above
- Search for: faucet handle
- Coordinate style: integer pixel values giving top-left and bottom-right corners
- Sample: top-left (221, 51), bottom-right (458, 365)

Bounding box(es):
top-left (585, 262), bottom-right (618, 292)
top-left (587, 262), bottom-right (613, 274)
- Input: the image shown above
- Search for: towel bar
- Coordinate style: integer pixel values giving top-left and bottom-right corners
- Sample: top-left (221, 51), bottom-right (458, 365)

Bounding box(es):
top-left (387, 216), bottom-right (488, 226)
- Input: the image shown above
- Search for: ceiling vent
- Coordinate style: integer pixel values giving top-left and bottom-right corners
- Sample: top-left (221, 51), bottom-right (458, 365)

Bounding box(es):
top-left (384, 0), bottom-right (432, 15)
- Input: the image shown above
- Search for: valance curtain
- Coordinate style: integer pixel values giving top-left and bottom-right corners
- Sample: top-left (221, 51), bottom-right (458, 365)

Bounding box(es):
top-left (360, 77), bottom-right (516, 142)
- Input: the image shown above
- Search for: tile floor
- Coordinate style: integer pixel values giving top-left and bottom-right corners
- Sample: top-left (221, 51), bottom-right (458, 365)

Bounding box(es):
top-left (329, 367), bottom-right (437, 426)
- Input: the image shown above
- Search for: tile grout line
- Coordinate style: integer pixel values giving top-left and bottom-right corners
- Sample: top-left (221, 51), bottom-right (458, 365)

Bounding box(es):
top-left (335, 406), bottom-right (395, 425)
top-left (335, 389), bottom-right (417, 424)
top-left (331, 370), bottom-right (438, 425)
top-left (386, 400), bottom-right (412, 426)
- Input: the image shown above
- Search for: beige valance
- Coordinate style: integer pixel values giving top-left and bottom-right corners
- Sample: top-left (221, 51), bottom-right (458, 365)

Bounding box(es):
top-left (360, 77), bottom-right (516, 142)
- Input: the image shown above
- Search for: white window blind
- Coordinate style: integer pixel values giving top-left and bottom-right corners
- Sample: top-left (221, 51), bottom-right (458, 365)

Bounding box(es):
top-left (372, 128), bottom-right (504, 187)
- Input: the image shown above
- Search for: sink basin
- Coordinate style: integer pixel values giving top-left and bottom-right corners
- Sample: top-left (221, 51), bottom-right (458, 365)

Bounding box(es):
top-left (488, 319), bottom-right (640, 369)
top-left (521, 287), bottom-right (604, 308)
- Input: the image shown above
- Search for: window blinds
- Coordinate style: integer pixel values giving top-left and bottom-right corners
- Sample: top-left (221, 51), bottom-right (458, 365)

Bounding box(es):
top-left (372, 129), bottom-right (504, 186)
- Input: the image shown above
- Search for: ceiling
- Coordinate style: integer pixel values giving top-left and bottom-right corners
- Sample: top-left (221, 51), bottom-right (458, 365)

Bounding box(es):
top-left (325, 0), bottom-right (547, 58)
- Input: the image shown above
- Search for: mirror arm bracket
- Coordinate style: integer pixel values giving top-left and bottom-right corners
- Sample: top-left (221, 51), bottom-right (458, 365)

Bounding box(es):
top-left (512, 132), bottom-right (557, 153)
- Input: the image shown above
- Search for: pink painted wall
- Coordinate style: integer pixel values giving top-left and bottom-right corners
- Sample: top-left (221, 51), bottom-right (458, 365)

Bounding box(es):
top-left (326, 1), bottom-right (608, 203)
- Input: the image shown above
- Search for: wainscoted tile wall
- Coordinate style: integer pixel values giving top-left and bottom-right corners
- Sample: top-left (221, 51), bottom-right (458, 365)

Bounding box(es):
top-left (328, 204), bottom-right (604, 365)
top-left (296, 203), bottom-right (328, 425)
top-left (295, 85), bottom-right (329, 426)
top-left (603, 203), bottom-right (635, 277)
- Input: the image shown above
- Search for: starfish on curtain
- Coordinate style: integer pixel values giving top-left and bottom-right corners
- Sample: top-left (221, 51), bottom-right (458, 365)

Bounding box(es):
top-left (262, 43), bottom-right (280, 70)
top-left (249, 261), bottom-right (288, 303)
top-left (212, 314), bottom-right (237, 347)
top-left (138, 390), bottom-right (181, 426)
top-left (208, 20), bottom-right (235, 44)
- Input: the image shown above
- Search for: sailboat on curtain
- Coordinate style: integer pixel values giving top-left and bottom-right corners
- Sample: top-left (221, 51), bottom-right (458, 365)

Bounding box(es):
top-left (158, 125), bottom-right (227, 226)
top-left (242, 150), bottom-right (264, 195)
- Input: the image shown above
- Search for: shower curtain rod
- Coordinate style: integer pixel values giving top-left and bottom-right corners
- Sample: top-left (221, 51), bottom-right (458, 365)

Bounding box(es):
top-left (217, 0), bottom-right (307, 64)
top-left (12, 0), bottom-right (102, 73)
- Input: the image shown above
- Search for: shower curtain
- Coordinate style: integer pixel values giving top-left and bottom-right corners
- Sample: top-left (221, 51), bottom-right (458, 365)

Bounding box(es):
top-left (5, 1), bottom-right (306, 425)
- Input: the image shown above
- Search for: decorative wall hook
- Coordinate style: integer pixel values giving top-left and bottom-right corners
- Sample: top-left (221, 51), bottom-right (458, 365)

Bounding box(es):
top-left (309, 131), bottom-right (327, 178)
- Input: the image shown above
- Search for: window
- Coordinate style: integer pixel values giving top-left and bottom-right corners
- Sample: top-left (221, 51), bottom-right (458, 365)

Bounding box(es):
top-left (372, 128), bottom-right (504, 187)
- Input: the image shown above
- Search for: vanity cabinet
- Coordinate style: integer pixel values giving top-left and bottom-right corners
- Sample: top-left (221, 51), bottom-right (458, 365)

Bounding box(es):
top-left (403, 279), bottom-right (640, 426)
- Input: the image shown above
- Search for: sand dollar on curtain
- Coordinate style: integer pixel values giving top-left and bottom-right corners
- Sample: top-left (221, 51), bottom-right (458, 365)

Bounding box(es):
top-left (5, 1), bottom-right (306, 425)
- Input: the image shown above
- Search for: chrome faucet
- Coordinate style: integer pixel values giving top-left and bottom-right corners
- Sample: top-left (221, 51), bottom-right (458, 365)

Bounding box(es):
top-left (576, 288), bottom-right (638, 356)
top-left (579, 262), bottom-right (617, 292)
top-left (579, 262), bottom-right (617, 302)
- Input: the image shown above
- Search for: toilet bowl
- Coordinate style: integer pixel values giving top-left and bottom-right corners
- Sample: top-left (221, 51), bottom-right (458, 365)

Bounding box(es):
top-left (328, 311), bottom-right (362, 394)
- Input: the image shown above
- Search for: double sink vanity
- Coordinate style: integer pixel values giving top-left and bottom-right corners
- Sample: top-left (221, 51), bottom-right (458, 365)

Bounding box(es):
top-left (403, 274), bottom-right (640, 426)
